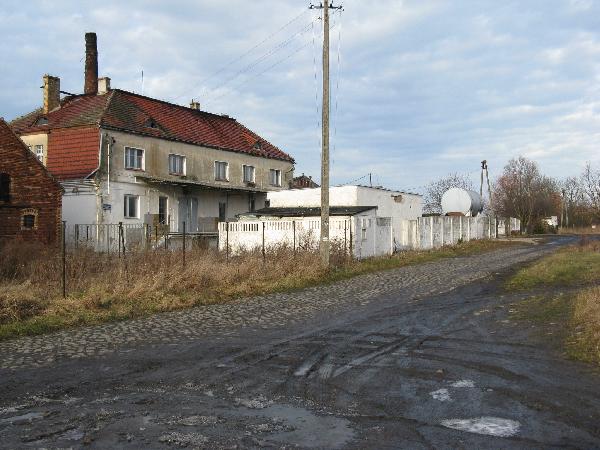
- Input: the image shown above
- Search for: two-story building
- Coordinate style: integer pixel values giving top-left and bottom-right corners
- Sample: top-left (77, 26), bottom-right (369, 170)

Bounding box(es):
top-left (10, 33), bottom-right (295, 233)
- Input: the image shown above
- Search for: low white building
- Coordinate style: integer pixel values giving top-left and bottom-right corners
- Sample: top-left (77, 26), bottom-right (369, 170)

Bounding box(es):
top-left (220, 206), bottom-right (393, 259)
top-left (266, 185), bottom-right (422, 251)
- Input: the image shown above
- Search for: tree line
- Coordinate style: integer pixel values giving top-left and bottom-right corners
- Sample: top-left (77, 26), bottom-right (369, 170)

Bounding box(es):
top-left (424, 157), bottom-right (600, 232)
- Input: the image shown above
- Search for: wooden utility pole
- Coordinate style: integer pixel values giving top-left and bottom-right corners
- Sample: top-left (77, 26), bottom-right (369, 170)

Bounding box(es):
top-left (311, 1), bottom-right (342, 267)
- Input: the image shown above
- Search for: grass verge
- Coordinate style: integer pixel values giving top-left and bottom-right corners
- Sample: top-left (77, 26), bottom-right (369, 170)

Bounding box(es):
top-left (507, 238), bottom-right (600, 366)
top-left (0, 239), bottom-right (515, 341)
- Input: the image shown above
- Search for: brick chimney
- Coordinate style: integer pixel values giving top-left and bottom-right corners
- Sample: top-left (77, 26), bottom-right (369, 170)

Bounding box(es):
top-left (189, 100), bottom-right (201, 110)
top-left (43, 75), bottom-right (60, 114)
top-left (84, 32), bottom-right (98, 94)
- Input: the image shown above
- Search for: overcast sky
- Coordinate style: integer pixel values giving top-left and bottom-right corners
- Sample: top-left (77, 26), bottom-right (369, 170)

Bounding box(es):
top-left (2, 0), bottom-right (599, 193)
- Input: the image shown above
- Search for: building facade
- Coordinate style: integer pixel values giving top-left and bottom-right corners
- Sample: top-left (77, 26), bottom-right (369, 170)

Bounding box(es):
top-left (10, 33), bottom-right (294, 233)
top-left (0, 119), bottom-right (62, 244)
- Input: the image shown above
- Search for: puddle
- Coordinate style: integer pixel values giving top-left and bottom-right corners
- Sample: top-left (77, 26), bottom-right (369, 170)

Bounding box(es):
top-left (450, 379), bottom-right (475, 388)
top-left (240, 403), bottom-right (354, 449)
top-left (440, 416), bottom-right (520, 437)
top-left (430, 388), bottom-right (451, 402)
top-left (0, 412), bottom-right (45, 425)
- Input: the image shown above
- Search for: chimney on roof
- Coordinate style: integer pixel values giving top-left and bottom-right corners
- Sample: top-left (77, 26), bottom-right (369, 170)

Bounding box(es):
top-left (43, 74), bottom-right (60, 114)
top-left (98, 77), bottom-right (111, 95)
top-left (84, 32), bottom-right (98, 94)
top-left (189, 99), bottom-right (201, 110)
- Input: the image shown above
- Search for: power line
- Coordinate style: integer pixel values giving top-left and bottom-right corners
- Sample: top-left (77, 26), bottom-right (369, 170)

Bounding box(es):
top-left (170, 8), bottom-right (309, 102)
top-left (204, 41), bottom-right (312, 107)
top-left (203, 21), bottom-right (315, 101)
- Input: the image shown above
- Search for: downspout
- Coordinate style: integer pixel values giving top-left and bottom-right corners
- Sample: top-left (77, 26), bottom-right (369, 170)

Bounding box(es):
top-left (95, 131), bottom-right (105, 227)
top-left (106, 133), bottom-right (111, 195)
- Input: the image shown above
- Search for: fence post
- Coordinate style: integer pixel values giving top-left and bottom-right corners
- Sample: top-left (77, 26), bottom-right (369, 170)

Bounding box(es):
top-left (145, 223), bottom-right (150, 250)
top-left (349, 218), bottom-right (353, 258)
top-left (75, 225), bottom-right (79, 249)
top-left (262, 221), bottom-right (266, 262)
top-left (293, 220), bottom-right (296, 253)
top-left (344, 220), bottom-right (347, 256)
top-left (226, 221), bottom-right (229, 261)
top-left (62, 221), bottom-right (67, 298)
top-left (182, 221), bottom-right (186, 268)
top-left (106, 225), bottom-right (110, 254)
top-left (450, 217), bottom-right (453, 244)
top-left (118, 222), bottom-right (122, 257)
top-left (430, 216), bottom-right (434, 249)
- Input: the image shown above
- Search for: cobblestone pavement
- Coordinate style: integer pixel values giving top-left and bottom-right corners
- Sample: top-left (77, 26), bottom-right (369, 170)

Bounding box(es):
top-left (0, 241), bottom-right (562, 370)
top-left (2, 236), bottom-right (600, 449)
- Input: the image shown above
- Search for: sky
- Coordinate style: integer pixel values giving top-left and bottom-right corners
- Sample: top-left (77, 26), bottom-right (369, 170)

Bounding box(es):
top-left (1, 0), bottom-right (600, 194)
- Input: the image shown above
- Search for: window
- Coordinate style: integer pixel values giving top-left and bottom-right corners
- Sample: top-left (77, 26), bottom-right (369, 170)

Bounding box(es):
top-left (0, 173), bottom-right (9, 202)
top-left (124, 195), bottom-right (139, 218)
top-left (242, 165), bottom-right (255, 183)
top-left (269, 169), bottom-right (281, 187)
top-left (158, 196), bottom-right (168, 224)
top-left (168, 154), bottom-right (186, 175)
top-left (124, 147), bottom-right (144, 170)
top-left (22, 215), bottom-right (36, 229)
top-left (35, 145), bottom-right (44, 162)
top-left (214, 161), bottom-right (228, 181)
top-left (219, 202), bottom-right (227, 222)
top-left (21, 209), bottom-right (37, 230)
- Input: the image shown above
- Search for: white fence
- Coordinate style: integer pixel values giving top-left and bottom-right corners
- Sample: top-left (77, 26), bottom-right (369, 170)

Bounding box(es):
top-left (218, 216), bottom-right (393, 259)
top-left (395, 216), bottom-right (519, 250)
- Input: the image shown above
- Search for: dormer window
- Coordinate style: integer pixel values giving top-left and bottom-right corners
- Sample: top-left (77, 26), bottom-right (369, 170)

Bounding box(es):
top-left (254, 140), bottom-right (262, 150)
top-left (145, 119), bottom-right (158, 129)
top-left (35, 117), bottom-right (48, 126)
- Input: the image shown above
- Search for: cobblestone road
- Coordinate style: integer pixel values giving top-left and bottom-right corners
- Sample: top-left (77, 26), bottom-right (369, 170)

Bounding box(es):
top-left (0, 242), bottom-right (557, 371)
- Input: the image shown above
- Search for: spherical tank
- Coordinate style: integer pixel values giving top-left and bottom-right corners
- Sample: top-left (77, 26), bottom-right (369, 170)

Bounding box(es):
top-left (441, 188), bottom-right (484, 216)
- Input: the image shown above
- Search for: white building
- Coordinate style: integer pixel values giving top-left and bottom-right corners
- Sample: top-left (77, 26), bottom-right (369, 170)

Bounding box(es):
top-left (266, 185), bottom-right (422, 250)
top-left (10, 33), bottom-right (294, 242)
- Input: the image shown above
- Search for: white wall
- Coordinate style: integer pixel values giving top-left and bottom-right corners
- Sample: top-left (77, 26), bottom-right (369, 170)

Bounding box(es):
top-left (219, 210), bottom-right (393, 259)
top-left (62, 193), bottom-right (97, 225)
top-left (397, 216), bottom-right (499, 250)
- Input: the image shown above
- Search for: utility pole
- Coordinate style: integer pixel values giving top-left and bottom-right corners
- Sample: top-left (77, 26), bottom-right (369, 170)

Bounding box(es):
top-left (310, 1), bottom-right (343, 267)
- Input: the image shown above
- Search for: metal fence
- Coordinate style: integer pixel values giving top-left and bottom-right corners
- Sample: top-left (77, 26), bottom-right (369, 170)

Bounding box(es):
top-left (66, 223), bottom-right (218, 253)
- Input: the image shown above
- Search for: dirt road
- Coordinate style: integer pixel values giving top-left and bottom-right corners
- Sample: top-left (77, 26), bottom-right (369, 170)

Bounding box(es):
top-left (1, 236), bottom-right (599, 449)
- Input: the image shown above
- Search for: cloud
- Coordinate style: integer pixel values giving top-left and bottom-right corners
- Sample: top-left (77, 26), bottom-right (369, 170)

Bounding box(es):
top-left (1, 0), bottom-right (600, 190)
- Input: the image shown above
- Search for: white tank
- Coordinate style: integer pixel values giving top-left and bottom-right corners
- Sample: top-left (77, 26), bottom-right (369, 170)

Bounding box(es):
top-left (441, 188), bottom-right (484, 217)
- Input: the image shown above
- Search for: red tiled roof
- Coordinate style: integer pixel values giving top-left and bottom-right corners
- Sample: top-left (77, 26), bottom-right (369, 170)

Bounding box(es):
top-left (47, 127), bottom-right (100, 180)
top-left (10, 94), bottom-right (111, 134)
top-left (11, 89), bottom-right (294, 163)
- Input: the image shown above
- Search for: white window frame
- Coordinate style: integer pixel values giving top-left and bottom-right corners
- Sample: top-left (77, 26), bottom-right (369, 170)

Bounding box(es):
top-left (168, 153), bottom-right (186, 175)
top-left (242, 164), bottom-right (255, 183)
top-left (34, 145), bottom-right (44, 162)
top-left (214, 161), bottom-right (229, 181)
top-left (269, 169), bottom-right (282, 187)
top-left (124, 146), bottom-right (145, 171)
top-left (124, 194), bottom-right (140, 219)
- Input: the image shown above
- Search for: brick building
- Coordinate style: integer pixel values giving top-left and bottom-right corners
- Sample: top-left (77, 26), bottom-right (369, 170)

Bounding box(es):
top-left (0, 119), bottom-right (62, 244)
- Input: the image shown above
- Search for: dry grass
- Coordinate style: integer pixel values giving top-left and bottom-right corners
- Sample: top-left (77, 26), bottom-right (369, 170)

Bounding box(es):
top-left (506, 238), bottom-right (600, 290)
top-left (0, 239), bottom-right (513, 340)
top-left (558, 226), bottom-right (600, 235)
top-left (570, 286), bottom-right (600, 365)
top-left (507, 238), bottom-right (600, 365)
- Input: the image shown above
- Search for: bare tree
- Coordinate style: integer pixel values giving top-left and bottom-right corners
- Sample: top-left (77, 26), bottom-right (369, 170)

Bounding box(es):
top-left (581, 162), bottom-right (600, 212)
top-left (424, 173), bottom-right (474, 214)
top-left (492, 156), bottom-right (560, 232)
